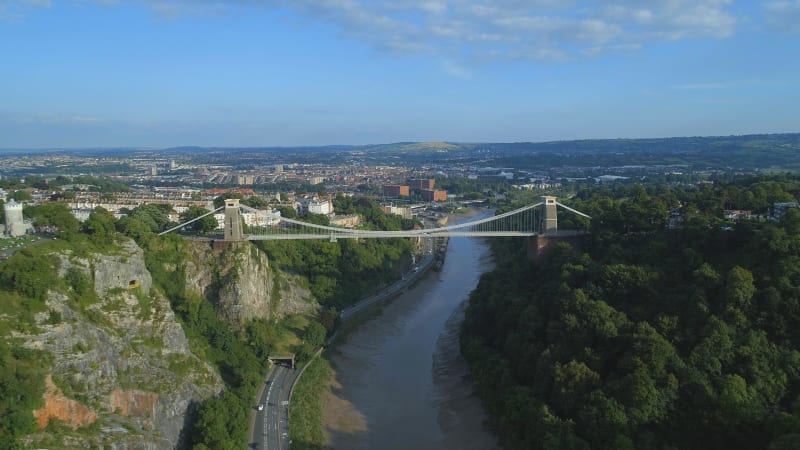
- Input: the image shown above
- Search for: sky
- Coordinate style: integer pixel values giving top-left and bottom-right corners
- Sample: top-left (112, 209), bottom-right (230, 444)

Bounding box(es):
top-left (1, 0), bottom-right (799, 148)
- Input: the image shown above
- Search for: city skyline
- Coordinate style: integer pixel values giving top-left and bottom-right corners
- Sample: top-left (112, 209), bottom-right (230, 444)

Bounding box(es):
top-left (2, 0), bottom-right (799, 148)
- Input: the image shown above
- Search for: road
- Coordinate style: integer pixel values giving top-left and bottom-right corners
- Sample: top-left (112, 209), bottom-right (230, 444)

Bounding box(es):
top-left (339, 254), bottom-right (434, 320)
top-left (250, 363), bottom-right (296, 450)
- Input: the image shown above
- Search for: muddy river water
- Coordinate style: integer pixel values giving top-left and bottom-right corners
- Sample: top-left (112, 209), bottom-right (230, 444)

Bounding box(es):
top-left (323, 231), bottom-right (501, 449)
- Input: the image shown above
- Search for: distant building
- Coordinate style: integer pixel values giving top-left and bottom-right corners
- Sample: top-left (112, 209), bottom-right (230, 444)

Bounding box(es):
top-left (329, 214), bottom-right (360, 228)
top-left (595, 175), bottom-right (629, 183)
top-left (381, 205), bottom-right (413, 219)
top-left (309, 177), bottom-right (325, 185)
top-left (234, 174), bottom-right (255, 185)
top-left (70, 208), bottom-right (126, 222)
top-left (300, 197), bottom-right (333, 215)
top-left (383, 185), bottom-right (410, 197)
top-left (723, 210), bottom-right (753, 222)
top-left (498, 171), bottom-right (514, 180)
top-left (242, 209), bottom-right (282, 227)
top-left (213, 213), bottom-right (226, 230)
top-left (772, 202), bottom-right (800, 221)
top-left (667, 207), bottom-right (684, 229)
top-left (409, 179), bottom-right (435, 190)
top-left (204, 188), bottom-right (255, 197)
top-left (420, 189), bottom-right (447, 202)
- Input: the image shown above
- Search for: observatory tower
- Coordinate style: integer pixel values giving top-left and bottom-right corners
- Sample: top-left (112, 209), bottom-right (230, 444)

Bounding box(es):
top-left (4, 200), bottom-right (33, 237)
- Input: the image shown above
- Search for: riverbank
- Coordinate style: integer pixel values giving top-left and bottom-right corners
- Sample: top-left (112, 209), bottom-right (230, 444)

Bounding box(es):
top-left (287, 357), bottom-right (332, 449)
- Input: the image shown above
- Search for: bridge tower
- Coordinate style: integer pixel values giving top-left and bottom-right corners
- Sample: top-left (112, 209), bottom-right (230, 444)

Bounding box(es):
top-left (542, 196), bottom-right (558, 235)
top-left (224, 198), bottom-right (244, 241)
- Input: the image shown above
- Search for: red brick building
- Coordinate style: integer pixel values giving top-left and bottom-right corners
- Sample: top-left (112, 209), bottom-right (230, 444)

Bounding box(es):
top-left (409, 179), bottom-right (435, 190)
top-left (420, 189), bottom-right (447, 202)
top-left (382, 185), bottom-right (410, 197)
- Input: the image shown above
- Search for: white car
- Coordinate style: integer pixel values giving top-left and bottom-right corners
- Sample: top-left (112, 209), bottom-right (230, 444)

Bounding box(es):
top-left (257, 404), bottom-right (265, 411)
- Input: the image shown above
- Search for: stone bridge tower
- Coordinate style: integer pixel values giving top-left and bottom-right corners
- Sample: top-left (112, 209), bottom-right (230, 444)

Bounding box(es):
top-left (224, 198), bottom-right (244, 241)
top-left (542, 195), bottom-right (558, 235)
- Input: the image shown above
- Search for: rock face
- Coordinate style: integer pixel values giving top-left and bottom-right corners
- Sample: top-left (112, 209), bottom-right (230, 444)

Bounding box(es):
top-left (20, 238), bottom-right (223, 450)
top-left (34, 375), bottom-right (98, 430)
top-left (93, 240), bottom-right (153, 296)
top-left (184, 241), bottom-right (315, 326)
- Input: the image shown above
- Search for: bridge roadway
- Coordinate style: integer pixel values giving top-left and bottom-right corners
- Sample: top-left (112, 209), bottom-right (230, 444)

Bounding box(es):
top-left (246, 231), bottom-right (535, 240)
top-left (245, 230), bottom-right (589, 241)
top-left (250, 363), bottom-right (296, 450)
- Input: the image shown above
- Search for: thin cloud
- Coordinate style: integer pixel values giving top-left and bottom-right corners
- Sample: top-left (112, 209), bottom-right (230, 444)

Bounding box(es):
top-left (672, 82), bottom-right (733, 90)
top-left (441, 60), bottom-right (472, 79)
top-left (671, 79), bottom-right (799, 90)
top-left (142, 0), bottom-right (737, 62)
top-left (0, 0), bottom-right (51, 20)
top-left (10, 0), bottom-right (740, 62)
top-left (764, 1), bottom-right (800, 34)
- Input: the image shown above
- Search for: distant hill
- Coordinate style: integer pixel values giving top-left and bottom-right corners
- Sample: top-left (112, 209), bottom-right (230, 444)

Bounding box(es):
top-left (5, 132), bottom-right (799, 171)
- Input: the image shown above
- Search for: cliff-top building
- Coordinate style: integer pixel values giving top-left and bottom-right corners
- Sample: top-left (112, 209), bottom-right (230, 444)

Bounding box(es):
top-left (3, 200), bottom-right (34, 237)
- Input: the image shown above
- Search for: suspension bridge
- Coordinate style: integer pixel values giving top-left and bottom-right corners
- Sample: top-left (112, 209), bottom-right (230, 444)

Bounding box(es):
top-left (159, 196), bottom-right (590, 241)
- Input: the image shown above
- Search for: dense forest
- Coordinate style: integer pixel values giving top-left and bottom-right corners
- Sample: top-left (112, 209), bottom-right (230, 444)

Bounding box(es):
top-left (462, 175), bottom-right (800, 449)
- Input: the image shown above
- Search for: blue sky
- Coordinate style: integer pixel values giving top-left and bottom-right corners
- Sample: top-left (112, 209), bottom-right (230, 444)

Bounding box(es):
top-left (1, 0), bottom-right (799, 148)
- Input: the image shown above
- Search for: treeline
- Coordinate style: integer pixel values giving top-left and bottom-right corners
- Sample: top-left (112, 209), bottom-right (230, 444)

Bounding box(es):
top-left (462, 176), bottom-right (800, 449)
top-left (0, 175), bottom-right (129, 194)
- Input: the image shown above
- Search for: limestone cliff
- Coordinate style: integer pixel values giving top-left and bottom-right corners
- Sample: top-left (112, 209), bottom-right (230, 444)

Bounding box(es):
top-left (16, 238), bottom-right (223, 450)
top-left (184, 241), bottom-right (315, 326)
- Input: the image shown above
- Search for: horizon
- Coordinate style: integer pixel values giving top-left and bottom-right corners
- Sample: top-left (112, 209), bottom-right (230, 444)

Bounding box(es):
top-left (2, 1), bottom-right (799, 148)
top-left (2, 131), bottom-right (799, 153)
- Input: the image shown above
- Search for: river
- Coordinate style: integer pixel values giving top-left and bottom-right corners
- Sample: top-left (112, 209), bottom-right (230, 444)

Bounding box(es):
top-left (322, 229), bottom-right (500, 449)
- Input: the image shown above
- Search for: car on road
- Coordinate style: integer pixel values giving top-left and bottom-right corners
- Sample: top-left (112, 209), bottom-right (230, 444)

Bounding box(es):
top-left (257, 404), bottom-right (265, 411)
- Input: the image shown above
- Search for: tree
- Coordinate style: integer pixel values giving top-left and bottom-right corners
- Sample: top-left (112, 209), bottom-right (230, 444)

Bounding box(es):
top-left (304, 321), bottom-right (327, 348)
top-left (82, 207), bottom-right (117, 245)
top-left (8, 190), bottom-right (31, 202)
top-left (277, 206), bottom-right (297, 219)
top-left (213, 193), bottom-right (243, 209)
top-left (724, 266), bottom-right (756, 310)
top-left (24, 202), bottom-right (80, 239)
top-left (180, 206), bottom-right (218, 234)
top-left (242, 196), bottom-right (268, 209)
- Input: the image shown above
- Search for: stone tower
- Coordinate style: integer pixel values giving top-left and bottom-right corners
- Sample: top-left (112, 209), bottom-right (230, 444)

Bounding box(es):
top-left (542, 196), bottom-right (558, 235)
top-left (223, 198), bottom-right (244, 241)
top-left (4, 200), bottom-right (28, 237)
